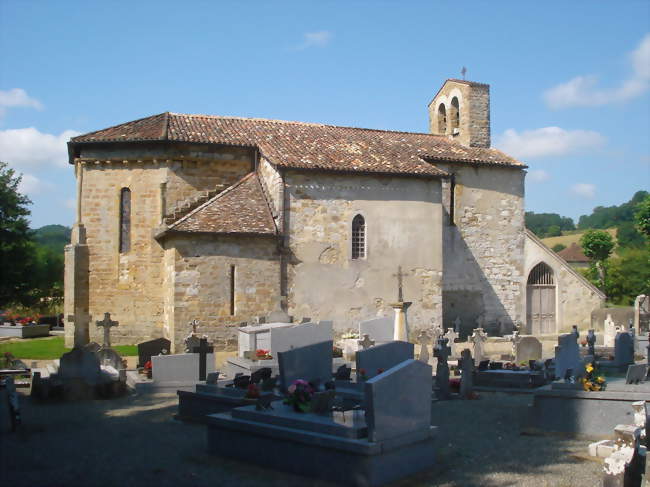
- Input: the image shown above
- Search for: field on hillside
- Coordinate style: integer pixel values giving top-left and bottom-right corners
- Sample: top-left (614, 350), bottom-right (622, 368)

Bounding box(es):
top-left (541, 227), bottom-right (617, 249)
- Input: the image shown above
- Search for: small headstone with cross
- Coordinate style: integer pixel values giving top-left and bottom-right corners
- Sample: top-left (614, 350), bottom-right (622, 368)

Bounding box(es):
top-left (184, 319), bottom-right (201, 352)
top-left (417, 331), bottom-right (431, 363)
top-left (469, 328), bottom-right (488, 366)
top-left (434, 337), bottom-right (451, 400)
top-left (193, 337), bottom-right (214, 381)
top-left (358, 334), bottom-right (375, 350)
top-left (444, 328), bottom-right (459, 357)
top-left (96, 312), bottom-right (119, 348)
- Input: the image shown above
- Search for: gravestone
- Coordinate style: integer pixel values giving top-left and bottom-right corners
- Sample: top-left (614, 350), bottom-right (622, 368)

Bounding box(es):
top-left (459, 349), bottom-right (475, 399)
top-left (270, 321), bottom-right (333, 355)
top-left (443, 328), bottom-right (459, 357)
top-left (358, 317), bottom-right (393, 343)
top-left (96, 312), bottom-right (118, 348)
top-left (237, 322), bottom-right (293, 356)
top-left (587, 329), bottom-right (596, 357)
top-left (250, 367), bottom-right (272, 384)
top-left (184, 319), bottom-right (202, 353)
top-left (193, 338), bottom-right (214, 381)
top-left (59, 347), bottom-right (102, 385)
top-left (355, 341), bottom-right (414, 381)
top-left (615, 332), bottom-right (635, 367)
top-left (417, 331), bottom-right (430, 363)
top-left (604, 314), bottom-right (619, 348)
top-left (364, 359), bottom-right (432, 442)
top-left (469, 328), bottom-right (488, 366)
top-left (515, 336), bottom-right (542, 364)
top-left (625, 364), bottom-right (647, 385)
top-left (137, 338), bottom-right (171, 368)
top-left (554, 332), bottom-right (583, 380)
top-left (277, 340), bottom-right (333, 391)
top-left (434, 338), bottom-right (451, 400)
top-left (152, 353), bottom-right (215, 382)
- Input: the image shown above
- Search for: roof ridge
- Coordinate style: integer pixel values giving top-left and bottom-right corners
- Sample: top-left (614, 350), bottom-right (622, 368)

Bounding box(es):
top-left (167, 112), bottom-right (447, 139)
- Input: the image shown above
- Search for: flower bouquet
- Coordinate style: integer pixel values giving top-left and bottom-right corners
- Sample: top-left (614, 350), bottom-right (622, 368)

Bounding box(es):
top-left (255, 349), bottom-right (273, 360)
top-left (284, 379), bottom-right (314, 412)
top-left (581, 363), bottom-right (606, 391)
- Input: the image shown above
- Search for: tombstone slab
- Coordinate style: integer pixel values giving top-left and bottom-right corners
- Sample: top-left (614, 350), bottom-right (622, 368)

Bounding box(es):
top-left (355, 341), bottom-right (414, 381)
top-left (358, 317), bottom-right (393, 344)
top-left (615, 332), bottom-right (635, 367)
top-left (152, 353), bottom-right (215, 383)
top-left (554, 332), bottom-right (583, 380)
top-left (515, 336), bottom-right (542, 364)
top-left (270, 321), bottom-right (333, 355)
top-left (277, 340), bottom-right (333, 391)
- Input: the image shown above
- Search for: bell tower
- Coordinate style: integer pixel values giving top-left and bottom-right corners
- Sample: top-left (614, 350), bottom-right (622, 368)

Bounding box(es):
top-left (428, 79), bottom-right (491, 148)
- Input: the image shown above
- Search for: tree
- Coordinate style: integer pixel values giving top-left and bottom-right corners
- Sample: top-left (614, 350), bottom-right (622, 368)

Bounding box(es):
top-left (580, 229), bottom-right (615, 291)
top-left (635, 193), bottom-right (650, 238)
top-left (0, 162), bottom-right (37, 307)
top-left (617, 221), bottom-right (646, 249)
top-left (552, 243), bottom-right (567, 252)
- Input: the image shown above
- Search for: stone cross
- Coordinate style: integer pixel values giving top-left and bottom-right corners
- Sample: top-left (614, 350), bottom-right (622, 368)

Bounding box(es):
top-left (392, 266), bottom-right (406, 302)
top-left (189, 319), bottom-right (200, 335)
top-left (587, 329), bottom-right (596, 357)
top-left (96, 312), bottom-right (119, 348)
top-left (510, 329), bottom-right (521, 360)
top-left (431, 324), bottom-right (444, 344)
top-left (357, 334), bottom-right (375, 350)
top-left (193, 337), bottom-right (214, 381)
top-left (417, 331), bottom-right (431, 363)
top-left (443, 328), bottom-right (459, 357)
top-left (453, 316), bottom-right (461, 334)
top-left (469, 328), bottom-right (488, 366)
top-left (459, 348), bottom-right (475, 399)
top-left (434, 337), bottom-right (451, 400)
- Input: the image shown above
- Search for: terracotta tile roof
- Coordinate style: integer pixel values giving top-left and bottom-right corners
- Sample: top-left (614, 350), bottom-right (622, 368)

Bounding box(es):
top-left (165, 172), bottom-right (276, 236)
top-left (557, 242), bottom-right (590, 262)
top-left (70, 112), bottom-right (525, 176)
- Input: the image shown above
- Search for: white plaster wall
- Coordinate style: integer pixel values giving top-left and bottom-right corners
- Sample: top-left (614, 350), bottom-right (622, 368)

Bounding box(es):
top-left (285, 172), bottom-right (443, 337)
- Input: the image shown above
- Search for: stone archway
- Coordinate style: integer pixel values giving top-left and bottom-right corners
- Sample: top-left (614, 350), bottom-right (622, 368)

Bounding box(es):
top-left (527, 262), bottom-right (556, 335)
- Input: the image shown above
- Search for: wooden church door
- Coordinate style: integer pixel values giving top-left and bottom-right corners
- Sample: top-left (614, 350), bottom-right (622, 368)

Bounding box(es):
top-left (527, 262), bottom-right (556, 335)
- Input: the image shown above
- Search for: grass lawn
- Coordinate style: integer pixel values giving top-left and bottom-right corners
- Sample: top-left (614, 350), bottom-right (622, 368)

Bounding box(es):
top-left (0, 336), bottom-right (137, 360)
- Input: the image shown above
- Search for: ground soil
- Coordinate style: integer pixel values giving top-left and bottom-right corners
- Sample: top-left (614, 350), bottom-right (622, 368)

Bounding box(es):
top-left (1, 388), bottom-right (602, 487)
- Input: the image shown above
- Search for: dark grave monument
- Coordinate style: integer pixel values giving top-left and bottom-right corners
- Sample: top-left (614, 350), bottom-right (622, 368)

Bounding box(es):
top-left (137, 338), bottom-right (171, 368)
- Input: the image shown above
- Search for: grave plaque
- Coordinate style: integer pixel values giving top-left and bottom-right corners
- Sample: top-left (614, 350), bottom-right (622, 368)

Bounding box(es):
top-left (554, 333), bottom-right (583, 380)
top-left (626, 364), bottom-right (648, 385)
top-left (615, 332), bottom-right (634, 367)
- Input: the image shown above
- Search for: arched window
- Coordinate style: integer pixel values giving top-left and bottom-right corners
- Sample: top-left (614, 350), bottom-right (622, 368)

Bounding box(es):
top-left (450, 97), bottom-right (460, 132)
top-left (437, 104), bottom-right (447, 134)
top-left (351, 214), bottom-right (366, 260)
top-left (119, 188), bottom-right (131, 253)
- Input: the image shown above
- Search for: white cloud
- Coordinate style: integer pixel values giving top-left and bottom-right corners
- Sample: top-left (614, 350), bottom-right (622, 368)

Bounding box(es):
top-left (528, 169), bottom-right (550, 183)
top-left (0, 88), bottom-right (43, 116)
top-left (0, 127), bottom-right (80, 169)
top-left (17, 173), bottom-right (53, 196)
top-left (544, 34), bottom-right (650, 109)
top-left (295, 31), bottom-right (332, 50)
top-left (571, 183), bottom-right (596, 199)
top-left (495, 126), bottom-right (606, 159)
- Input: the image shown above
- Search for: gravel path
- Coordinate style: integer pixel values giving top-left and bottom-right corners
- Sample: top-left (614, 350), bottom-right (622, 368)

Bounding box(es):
top-left (1, 390), bottom-right (602, 487)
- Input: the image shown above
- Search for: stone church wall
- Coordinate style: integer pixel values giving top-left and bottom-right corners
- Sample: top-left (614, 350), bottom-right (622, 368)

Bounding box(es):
top-left (164, 235), bottom-right (280, 352)
top-left (284, 172), bottom-right (443, 337)
top-left (437, 163), bottom-right (525, 338)
top-left (524, 231), bottom-right (604, 334)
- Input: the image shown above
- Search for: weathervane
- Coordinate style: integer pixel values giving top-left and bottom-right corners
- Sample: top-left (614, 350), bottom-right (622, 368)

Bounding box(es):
top-left (461, 66), bottom-right (467, 80)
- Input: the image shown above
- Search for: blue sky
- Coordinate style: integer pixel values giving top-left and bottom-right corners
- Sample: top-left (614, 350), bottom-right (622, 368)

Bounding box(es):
top-left (0, 1), bottom-right (648, 228)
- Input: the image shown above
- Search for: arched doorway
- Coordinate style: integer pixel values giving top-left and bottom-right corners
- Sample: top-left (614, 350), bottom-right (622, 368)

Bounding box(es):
top-left (527, 262), bottom-right (556, 334)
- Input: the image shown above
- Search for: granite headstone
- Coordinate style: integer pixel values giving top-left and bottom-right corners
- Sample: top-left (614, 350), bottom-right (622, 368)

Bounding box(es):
top-left (355, 340), bottom-right (414, 381)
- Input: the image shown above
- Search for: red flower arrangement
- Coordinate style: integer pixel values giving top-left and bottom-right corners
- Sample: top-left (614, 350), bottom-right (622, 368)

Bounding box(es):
top-left (255, 349), bottom-right (273, 360)
top-left (358, 368), bottom-right (368, 381)
top-left (143, 360), bottom-right (152, 370)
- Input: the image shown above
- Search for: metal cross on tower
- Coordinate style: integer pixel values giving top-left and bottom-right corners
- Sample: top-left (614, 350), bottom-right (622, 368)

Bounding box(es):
top-left (96, 312), bottom-right (119, 348)
top-left (393, 266), bottom-right (406, 302)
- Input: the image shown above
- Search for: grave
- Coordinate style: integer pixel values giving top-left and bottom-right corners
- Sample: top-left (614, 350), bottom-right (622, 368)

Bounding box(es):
top-left (358, 316), bottom-right (393, 344)
top-left (599, 331), bottom-right (635, 372)
top-left (355, 341), bottom-right (414, 381)
top-left (206, 359), bottom-right (436, 486)
top-left (278, 340), bottom-right (333, 391)
top-left (554, 331), bottom-right (583, 380)
top-left (515, 336), bottom-right (542, 364)
top-left (137, 337), bottom-right (171, 368)
top-left (0, 323), bottom-right (50, 338)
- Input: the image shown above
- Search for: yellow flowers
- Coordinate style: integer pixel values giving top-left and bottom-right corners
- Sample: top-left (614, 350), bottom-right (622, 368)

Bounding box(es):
top-left (581, 363), bottom-right (606, 391)
top-left (585, 364), bottom-right (594, 374)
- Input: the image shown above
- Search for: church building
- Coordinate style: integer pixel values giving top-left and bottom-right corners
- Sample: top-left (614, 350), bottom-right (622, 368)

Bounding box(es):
top-left (64, 79), bottom-right (604, 351)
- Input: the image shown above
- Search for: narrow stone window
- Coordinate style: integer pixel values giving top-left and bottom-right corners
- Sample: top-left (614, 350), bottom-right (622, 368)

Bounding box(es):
top-left (230, 265), bottom-right (236, 316)
top-left (437, 104), bottom-right (447, 134)
top-left (351, 214), bottom-right (366, 260)
top-left (449, 174), bottom-right (456, 226)
top-left (119, 188), bottom-right (131, 253)
top-left (450, 97), bottom-right (460, 133)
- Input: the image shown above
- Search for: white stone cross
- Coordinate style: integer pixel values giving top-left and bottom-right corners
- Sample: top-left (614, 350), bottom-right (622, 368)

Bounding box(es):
top-left (444, 328), bottom-right (459, 357)
top-left (189, 319), bottom-right (200, 335)
top-left (96, 312), bottom-right (119, 348)
top-left (417, 331), bottom-right (431, 363)
top-left (469, 327), bottom-right (488, 366)
top-left (511, 329), bottom-right (522, 359)
top-left (357, 334), bottom-right (375, 350)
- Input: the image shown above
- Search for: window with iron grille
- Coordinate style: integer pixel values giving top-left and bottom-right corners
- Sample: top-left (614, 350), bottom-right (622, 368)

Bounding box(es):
top-left (119, 188), bottom-right (131, 253)
top-left (352, 214), bottom-right (365, 260)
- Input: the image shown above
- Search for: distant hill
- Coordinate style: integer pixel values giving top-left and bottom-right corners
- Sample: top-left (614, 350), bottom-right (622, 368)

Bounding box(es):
top-left (32, 225), bottom-right (71, 253)
top-left (541, 228), bottom-right (618, 252)
top-left (578, 190), bottom-right (648, 229)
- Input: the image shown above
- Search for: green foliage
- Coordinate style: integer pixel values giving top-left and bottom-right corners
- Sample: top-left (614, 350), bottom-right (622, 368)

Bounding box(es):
top-left (0, 162), bottom-right (38, 307)
top-left (525, 212), bottom-right (575, 238)
top-left (0, 337), bottom-right (137, 360)
top-left (635, 194), bottom-right (650, 237)
top-left (580, 230), bottom-right (615, 262)
top-left (32, 224), bottom-right (71, 253)
top-left (617, 221), bottom-right (647, 249)
top-left (578, 190), bottom-right (648, 230)
top-left (552, 243), bottom-right (567, 252)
